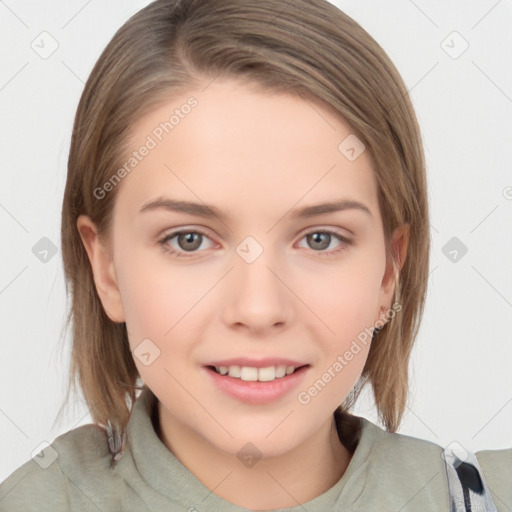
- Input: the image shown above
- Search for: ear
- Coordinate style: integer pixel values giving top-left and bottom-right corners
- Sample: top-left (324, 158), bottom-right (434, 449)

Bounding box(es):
top-left (76, 215), bottom-right (126, 323)
top-left (375, 224), bottom-right (409, 325)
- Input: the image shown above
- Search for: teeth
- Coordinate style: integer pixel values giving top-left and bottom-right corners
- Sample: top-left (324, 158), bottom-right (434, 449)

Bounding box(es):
top-left (275, 365), bottom-right (287, 378)
top-left (228, 365), bottom-right (241, 378)
top-left (240, 367), bottom-right (258, 381)
top-left (258, 366), bottom-right (275, 381)
top-left (214, 364), bottom-right (300, 382)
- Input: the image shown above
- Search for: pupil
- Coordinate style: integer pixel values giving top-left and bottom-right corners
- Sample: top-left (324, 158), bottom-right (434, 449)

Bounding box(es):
top-left (179, 232), bottom-right (201, 251)
top-left (309, 232), bottom-right (329, 250)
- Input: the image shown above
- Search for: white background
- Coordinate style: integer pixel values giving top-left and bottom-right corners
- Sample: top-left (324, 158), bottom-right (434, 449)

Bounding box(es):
top-left (1, 0), bottom-right (511, 482)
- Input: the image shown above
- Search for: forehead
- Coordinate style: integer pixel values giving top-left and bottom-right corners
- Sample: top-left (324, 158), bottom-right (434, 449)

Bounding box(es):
top-left (114, 79), bottom-right (379, 224)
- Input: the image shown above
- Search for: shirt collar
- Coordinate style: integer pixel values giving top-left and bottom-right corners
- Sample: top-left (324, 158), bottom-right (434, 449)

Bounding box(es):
top-left (121, 384), bottom-right (377, 510)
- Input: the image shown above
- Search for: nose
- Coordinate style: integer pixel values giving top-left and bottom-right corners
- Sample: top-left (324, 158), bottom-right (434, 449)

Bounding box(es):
top-left (221, 247), bottom-right (293, 335)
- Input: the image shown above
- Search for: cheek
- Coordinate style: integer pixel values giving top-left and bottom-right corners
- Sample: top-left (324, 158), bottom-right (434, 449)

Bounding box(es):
top-left (116, 261), bottom-right (204, 388)
top-left (115, 230), bottom-right (385, 348)
top-left (296, 263), bottom-right (381, 407)
top-left (303, 255), bottom-right (384, 330)
top-left (115, 248), bottom-right (211, 347)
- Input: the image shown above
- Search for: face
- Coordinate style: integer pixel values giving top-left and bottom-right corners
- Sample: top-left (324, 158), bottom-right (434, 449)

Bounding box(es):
top-left (79, 78), bottom-right (403, 459)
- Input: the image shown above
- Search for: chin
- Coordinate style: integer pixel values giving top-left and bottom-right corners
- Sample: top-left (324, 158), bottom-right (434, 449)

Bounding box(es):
top-left (205, 420), bottom-right (304, 458)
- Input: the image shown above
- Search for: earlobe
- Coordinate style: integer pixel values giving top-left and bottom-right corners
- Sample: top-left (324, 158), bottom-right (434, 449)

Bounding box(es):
top-left (76, 215), bottom-right (126, 323)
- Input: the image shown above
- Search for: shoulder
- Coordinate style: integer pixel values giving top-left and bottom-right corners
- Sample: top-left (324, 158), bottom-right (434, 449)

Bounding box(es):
top-left (352, 418), bottom-right (446, 510)
top-left (359, 416), bottom-right (446, 469)
top-left (476, 447), bottom-right (512, 509)
top-left (0, 423), bottom-right (120, 511)
top-left (354, 417), bottom-right (511, 511)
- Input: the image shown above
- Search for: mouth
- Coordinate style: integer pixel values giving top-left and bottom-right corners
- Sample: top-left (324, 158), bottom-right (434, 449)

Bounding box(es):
top-left (204, 363), bottom-right (311, 404)
top-left (206, 364), bottom-right (309, 382)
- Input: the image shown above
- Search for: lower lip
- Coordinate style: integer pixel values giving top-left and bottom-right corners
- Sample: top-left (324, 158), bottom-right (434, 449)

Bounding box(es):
top-left (204, 366), bottom-right (309, 404)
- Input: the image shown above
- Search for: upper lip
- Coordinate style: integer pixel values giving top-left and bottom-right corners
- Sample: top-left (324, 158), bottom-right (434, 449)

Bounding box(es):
top-left (204, 358), bottom-right (309, 368)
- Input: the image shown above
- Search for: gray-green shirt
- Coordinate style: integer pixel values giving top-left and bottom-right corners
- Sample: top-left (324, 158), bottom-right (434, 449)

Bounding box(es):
top-left (1, 386), bottom-right (511, 511)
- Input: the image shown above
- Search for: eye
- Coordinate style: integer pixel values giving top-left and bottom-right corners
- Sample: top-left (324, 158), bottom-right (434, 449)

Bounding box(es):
top-left (158, 229), bottom-right (215, 258)
top-left (158, 228), bottom-right (352, 259)
top-left (297, 229), bottom-right (352, 257)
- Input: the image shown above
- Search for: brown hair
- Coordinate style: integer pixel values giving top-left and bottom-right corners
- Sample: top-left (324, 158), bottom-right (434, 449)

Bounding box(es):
top-left (56, 0), bottom-right (429, 447)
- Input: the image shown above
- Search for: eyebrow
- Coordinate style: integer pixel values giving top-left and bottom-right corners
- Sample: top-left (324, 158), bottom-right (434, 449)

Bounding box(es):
top-left (139, 197), bottom-right (372, 221)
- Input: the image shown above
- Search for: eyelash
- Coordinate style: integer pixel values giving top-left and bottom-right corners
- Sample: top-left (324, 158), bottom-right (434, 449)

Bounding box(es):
top-left (157, 228), bottom-right (352, 259)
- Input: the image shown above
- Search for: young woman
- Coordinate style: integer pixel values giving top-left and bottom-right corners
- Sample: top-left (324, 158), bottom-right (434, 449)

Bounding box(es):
top-left (1, 0), bottom-right (510, 510)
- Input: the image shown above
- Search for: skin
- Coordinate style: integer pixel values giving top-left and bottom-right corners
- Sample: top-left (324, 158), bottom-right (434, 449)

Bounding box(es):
top-left (78, 78), bottom-right (408, 510)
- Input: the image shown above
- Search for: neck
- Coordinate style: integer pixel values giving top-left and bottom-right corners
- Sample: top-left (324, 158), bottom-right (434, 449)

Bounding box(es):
top-left (156, 402), bottom-right (353, 510)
